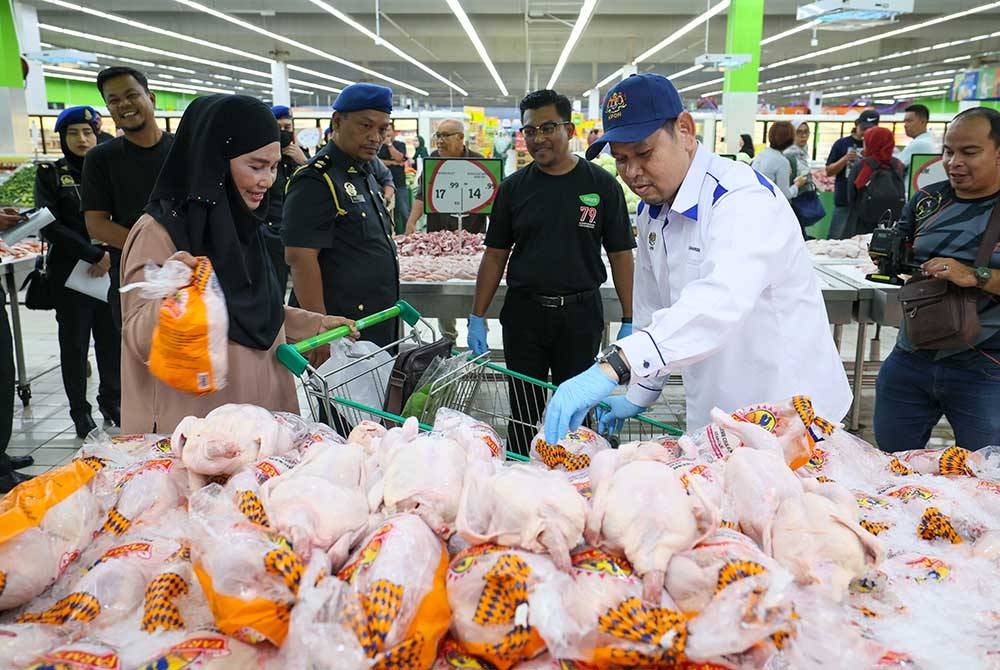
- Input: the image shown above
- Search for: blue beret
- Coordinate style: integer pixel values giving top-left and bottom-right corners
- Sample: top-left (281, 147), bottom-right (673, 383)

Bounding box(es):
top-left (271, 105), bottom-right (291, 120)
top-left (332, 83), bottom-right (393, 114)
top-left (55, 106), bottom-right (100, 133)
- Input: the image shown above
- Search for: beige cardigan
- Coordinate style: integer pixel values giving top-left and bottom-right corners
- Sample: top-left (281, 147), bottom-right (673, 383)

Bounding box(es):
top-left (120, 215), bottom-right (326, 433)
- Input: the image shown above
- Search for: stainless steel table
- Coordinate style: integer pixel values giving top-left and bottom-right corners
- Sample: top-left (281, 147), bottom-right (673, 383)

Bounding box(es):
top-left (2, 253), bottom-right (41, 406)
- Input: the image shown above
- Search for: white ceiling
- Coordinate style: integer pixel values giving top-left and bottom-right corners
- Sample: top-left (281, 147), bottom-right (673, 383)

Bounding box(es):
top-left (25, 0), bottom-right (1000, 108)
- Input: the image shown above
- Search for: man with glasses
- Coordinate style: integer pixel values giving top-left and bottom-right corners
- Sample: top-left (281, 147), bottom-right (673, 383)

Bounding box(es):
top-left (283, 83), bottom-right (400, 351)
top-left (468, 89), bottom-right (636, 454)
top-left (405, 119), bottom-right (488, 236)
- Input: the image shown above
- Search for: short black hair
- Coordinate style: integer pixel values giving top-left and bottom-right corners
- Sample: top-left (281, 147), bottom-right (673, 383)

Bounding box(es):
top-left (905, 104), bottom-right (930, 123)
top-left (519, 89), bottom-right (572, 123)
top-left (96, 66), bottom-right (150, 97)
top-left (952, 106), bottom-right (1000, 147)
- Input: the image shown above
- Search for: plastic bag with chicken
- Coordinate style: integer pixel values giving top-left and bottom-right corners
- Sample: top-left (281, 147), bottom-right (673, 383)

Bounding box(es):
top-left (794, 428), bottom-right (894, 491)
top-left (680, 397), bottom-right (834, 470)
top-left (88, 452), bottom-right (188, 541)
top-left (172, 403), bottom-right (296, 489)
top-left (188, 483), bottom-right (306, 646)
top-left (446, 544), bottom-right (579, 670)
top-left (434, 407), bottom-right (506, 460)
top-left (530, 426), bottom-right (610, 472)
top-left (456, 461), bottom-right (587, 571)
top-left (0, 456), bottom-right (106, 611)
top-left (283, 514), bottom-right (450, 669)
top-left (371, 417), bottom-right (493, 538)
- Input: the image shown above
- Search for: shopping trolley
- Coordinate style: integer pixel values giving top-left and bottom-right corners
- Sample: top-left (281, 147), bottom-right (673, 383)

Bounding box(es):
top-left (276, 300), bottom-right (682, 460)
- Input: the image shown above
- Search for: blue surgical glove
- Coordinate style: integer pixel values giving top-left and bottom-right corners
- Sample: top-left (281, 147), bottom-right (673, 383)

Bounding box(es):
top-left (467, 314), bottom-right (489, 355)
top-left (544, 364), bottom-right (618, 444)
top-left (596, 395), bottom-right (645, 435)
top-left (616, 322), bottom-right (633, 340)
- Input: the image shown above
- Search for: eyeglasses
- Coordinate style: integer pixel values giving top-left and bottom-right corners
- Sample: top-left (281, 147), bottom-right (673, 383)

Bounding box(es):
top-left (520, 121), bottom-right (570, 139)
top-left (434, 131), bottom-right (462, 141)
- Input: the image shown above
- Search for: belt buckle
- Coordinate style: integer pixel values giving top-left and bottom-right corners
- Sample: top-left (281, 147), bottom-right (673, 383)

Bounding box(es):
top-left (539, 294), bottom-right (564, 308)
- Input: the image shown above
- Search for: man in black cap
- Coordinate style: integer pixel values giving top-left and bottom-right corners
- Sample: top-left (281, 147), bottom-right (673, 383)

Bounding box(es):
top-left (283, 83), bottom-right (400, 350)
top-left (826, 109), bottom-right (880, 239)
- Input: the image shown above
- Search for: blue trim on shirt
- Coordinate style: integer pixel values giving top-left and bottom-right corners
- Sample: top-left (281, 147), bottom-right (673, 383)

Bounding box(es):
top-left (637, 201), bottom-right (646, 216)
top-left (712, 183), bottom-right (728, 204)
top-left (649, 204), bottom-right (664, 220)
top-left (679, 204), bottom-right (698, 219)
top-left (753, 169), bottom-right (776, 196)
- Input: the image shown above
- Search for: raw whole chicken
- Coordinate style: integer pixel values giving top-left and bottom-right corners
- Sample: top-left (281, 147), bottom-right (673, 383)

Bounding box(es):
top-left (372, 417), bottom-right (491, 537)
top-left (433, 408), bottom-right (505, 460)
top-left (0, 458), bottom-right (105, 611)
top-left (456, 461), bottom-right (587, 570)
top-left (346, 420), bottom-right (387, 453)
top-left (769, 482), bottom-right (883, 602)
top-left (586, 442), bottom-right (717, 603)
top-left (95, 456), bottom-right (186, 538)
top-left (446, 544), bottom-right (575, 670)
top-left (720, 442), bottom-right (804, 548)
top-left (172, 404), bottom-right (295, 489)
top-left (529, 426), bottom-right (610, 472)
top-left (0, 622), bottom-right (64, 668)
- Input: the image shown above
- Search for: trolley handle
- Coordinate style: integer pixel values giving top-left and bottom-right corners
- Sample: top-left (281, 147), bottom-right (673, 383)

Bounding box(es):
top-left (276, 300), bottom-right (422, 376)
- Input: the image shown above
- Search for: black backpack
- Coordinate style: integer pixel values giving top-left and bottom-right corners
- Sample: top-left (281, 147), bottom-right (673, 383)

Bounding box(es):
top-left (854, 157), bottom-right (906, 228)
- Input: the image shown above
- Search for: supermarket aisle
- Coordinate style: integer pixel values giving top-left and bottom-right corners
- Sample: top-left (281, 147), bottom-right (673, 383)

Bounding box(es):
top-left (5, 308), bottom-right (954, 479)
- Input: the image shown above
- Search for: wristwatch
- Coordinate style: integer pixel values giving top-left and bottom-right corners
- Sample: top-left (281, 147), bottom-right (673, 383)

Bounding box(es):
top-left (975, 266), bottom-right (992, 288)
top-left (597, 345), bottom-right (631, 385)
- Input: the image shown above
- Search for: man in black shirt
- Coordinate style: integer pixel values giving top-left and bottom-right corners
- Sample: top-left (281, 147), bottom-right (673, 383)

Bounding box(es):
top-left (81, 66), bottom-right (174, 328)
top-left (469, 89), bottom-right (636, 454)
top-left (378, 121), bottom-right (410, 233)
top-left (825, 110), bottom-right (878, 239)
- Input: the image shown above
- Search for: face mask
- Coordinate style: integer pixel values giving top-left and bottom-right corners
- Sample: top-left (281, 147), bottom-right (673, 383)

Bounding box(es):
top-left (279, 130), bottom-right (294, 148)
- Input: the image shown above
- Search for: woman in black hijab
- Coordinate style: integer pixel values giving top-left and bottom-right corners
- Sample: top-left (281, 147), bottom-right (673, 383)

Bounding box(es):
top-left (119, 94), bottom-right (355, 433)
top-left (34, 106), bottom-right (121, 438)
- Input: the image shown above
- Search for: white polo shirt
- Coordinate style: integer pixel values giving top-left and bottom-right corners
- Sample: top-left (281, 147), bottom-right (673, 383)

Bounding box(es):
top-left (617, 144), bottom-right (853, 429)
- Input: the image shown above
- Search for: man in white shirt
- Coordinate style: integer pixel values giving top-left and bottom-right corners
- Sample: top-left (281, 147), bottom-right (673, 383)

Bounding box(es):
top-left (543, 73), bottom-right (852, 443)
top-left (899, 104), bottom-right (939, 177)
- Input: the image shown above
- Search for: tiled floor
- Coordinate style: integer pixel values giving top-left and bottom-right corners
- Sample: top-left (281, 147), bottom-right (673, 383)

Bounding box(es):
top-left (5, 306), bottom-right (955, 479)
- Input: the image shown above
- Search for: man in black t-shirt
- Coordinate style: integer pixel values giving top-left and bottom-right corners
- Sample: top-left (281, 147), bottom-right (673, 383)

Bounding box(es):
top-left (825, 109), bottom-right (878, 239)
top-left (378, 121), bottom-right (410, 233)
top-left (81, 66), bottom-right (174, 328)
top-left (468, 89), bottom-right (636, 454)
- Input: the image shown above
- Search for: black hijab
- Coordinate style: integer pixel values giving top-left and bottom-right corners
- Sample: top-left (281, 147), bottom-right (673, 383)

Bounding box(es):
top-left (145, 94), bottom-right (284, 351)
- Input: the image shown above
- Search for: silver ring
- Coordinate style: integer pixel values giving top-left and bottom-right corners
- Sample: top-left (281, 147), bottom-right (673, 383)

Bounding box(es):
top-left (943, 265), bottom-right (949, 271)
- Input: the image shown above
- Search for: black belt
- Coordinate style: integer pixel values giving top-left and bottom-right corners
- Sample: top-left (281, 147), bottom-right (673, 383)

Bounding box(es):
top-left (520, 289), bottom-right (596, 308)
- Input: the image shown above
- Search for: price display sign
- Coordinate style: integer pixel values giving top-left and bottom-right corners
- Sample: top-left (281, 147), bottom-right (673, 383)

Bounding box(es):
top-left (909, 153), bottom-right (945, 199)
top-left (422, 157), bottom-right (503, 215)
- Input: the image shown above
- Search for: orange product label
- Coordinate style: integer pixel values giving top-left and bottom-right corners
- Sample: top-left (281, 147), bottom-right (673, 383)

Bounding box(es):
top-left (0, 458), bottom-right (104, 544)
top-left (192, 562), bottom-right (290, 646)
top-left (29, 648), bottom-right (119, 670)
top-left (148, 256), bottom-right (218, 396)
top-left (101, 541), bottom-right (153, 562)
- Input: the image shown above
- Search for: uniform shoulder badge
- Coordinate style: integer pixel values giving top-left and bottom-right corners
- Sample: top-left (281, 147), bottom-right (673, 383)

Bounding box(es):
top-left (60, 174), bottom-right (75, 186)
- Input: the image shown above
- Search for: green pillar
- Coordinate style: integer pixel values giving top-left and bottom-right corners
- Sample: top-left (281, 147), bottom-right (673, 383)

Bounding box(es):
top-left (721, 0), bottom-right (764, 153)
top-left (0, 0), bottom-right (22, 88)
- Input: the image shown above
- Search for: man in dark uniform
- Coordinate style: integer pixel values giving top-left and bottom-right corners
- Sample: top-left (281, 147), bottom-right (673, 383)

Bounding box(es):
top-left (35, 106), bottom-right (121, 438)
top-left (468, 89), bottom-right (636, 454)
top-left (404, 118), bottom-right (488, 236)
top-left (265, 105), bottom-right (309, 298)
top-left (283, 83), bottom-right (400, 351)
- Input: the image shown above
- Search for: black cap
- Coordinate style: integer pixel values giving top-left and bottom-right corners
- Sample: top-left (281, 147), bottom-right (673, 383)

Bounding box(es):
top-left (857, 109), bottom-right (880, 129)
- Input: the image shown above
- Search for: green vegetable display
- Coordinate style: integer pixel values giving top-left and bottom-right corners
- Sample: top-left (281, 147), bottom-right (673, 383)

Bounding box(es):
top-left (0, 164), bottom-right (37, 207)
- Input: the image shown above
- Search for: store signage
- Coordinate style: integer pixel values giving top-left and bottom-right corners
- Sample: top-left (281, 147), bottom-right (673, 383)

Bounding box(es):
top-left (422, 157), bottom-right (503, 215)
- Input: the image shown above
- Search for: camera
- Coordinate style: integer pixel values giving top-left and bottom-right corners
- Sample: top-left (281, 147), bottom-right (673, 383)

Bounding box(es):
top-left (866, 225), bottom-right (921, 285)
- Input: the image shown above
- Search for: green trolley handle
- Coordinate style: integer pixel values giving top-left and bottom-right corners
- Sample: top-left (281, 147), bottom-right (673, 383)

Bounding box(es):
top-left (276, 300), bottom-right (422, 377)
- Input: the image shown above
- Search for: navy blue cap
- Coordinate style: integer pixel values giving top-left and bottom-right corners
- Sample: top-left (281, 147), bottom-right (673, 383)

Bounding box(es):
top-left (586, 73), bottom-right (684, 160)
top-left (54, 105), bottom-right (100, 133)
top-left (332, 83), bottom-right (393, 114)
top-left (857, 109), bottom-right (880, 129)
top-left (271, 105), bottom-right (291, 120)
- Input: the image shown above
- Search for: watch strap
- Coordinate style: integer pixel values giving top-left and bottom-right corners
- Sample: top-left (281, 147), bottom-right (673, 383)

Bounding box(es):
top-left (599, 346), bottom-right (630, 384)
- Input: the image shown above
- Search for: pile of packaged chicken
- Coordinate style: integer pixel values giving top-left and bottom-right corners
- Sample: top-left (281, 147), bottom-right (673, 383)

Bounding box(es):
top-left (2, 397), bottom-right (998, 670)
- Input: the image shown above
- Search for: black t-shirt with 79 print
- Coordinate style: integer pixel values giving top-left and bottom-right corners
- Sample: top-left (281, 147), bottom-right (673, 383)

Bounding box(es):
top-left (484, 158), bottom-right (635, 294)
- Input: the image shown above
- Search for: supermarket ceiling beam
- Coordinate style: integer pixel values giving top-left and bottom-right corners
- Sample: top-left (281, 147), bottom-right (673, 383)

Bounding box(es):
top-left (169, 0), bottom-right (429, 96)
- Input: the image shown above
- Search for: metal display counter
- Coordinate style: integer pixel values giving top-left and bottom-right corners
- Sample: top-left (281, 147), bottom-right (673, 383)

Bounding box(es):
top-left (2, 253), bottom-right (41, 406)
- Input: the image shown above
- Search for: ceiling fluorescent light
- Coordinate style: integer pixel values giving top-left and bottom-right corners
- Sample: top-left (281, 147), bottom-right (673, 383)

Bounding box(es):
top-left (287, 64), bottom-right (353, 87)
top-left (170, 0), bottom-right (428, 96)
top-left (760, 19), bottom-right (820, 46)
top-left (634, 0), bottom-right (730, 63)
top-left (289, 77), bottom-right (342, 94)
top-left (36, 0), bottom-right (272, 65)
top-left (306, 0), bottom-right (465, 95)
top-left (668, 64), bottom-right (704, 81)
top-left (444, 0), bottom-right (508, 96)
top-left (43, 68), bottom-right (200, 95)
top-left (764, 1), bottom-right (1000, 70)
top-left (678, 76), bottom-right (725, 93)
top-left (547, 0), bottom-right (598, 89)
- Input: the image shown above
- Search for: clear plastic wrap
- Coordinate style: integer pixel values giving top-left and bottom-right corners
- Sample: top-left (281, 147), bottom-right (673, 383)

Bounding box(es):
top-left (433, 407), bottom-right (506, 460)
top-left (529, 426), bottom-right (610, 472)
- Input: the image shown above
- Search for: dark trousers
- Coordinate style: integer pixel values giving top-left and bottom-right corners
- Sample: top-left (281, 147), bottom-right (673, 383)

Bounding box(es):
top-left (55, 289), bottom-right (121, 420)
top-left (263, 228), bottom-right (290, 302)
top-left (500, 290), bottom-right (604, 456)
top-left (108, 266), bottom-right (122, 332)
top-left (874, 347), bottom-right (1000, 452)
top-left (0, 288), bottom-right (13, 460)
